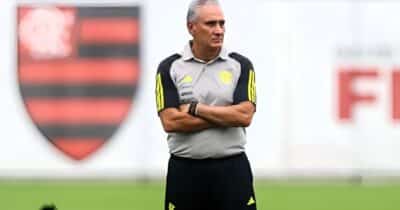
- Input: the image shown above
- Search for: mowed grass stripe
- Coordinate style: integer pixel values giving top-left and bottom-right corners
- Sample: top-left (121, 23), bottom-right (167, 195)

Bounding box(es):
top-left (1, 181), bottom-right (400, 210)
top-left (0, 182), bottom-right (164, 210)
top-left (256, 181), bottom-right (400, 210)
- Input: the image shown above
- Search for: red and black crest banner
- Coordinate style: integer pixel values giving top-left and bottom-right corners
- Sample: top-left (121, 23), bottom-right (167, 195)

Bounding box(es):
top-left (17, 6), bottom-right (140, 160)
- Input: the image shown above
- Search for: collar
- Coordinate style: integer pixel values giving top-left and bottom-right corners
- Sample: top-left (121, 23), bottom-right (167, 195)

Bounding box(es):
top-left (182, 41), bottom-right (229, 63)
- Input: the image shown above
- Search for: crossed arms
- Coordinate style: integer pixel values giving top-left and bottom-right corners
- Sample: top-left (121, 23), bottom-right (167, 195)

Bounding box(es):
top-left (156, 53), bottom-right (256, 133)
top-left (159, 101), bottom-right (255, 133)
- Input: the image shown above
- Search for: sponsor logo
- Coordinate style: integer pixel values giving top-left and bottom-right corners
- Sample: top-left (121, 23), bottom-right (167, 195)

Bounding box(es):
top-left (182, 75), bottom-right (193, 83)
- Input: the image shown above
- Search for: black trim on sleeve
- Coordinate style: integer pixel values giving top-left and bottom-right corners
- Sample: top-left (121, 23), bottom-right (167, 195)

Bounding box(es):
top-left (156, 54), bottom-right (182, 113)
top-left (229, 52), bottom-right (256, 106)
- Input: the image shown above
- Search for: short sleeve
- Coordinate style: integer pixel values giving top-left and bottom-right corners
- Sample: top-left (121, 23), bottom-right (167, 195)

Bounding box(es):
top-left (155, 54), bottom-right (181, 113)
top-left (229, 52), bottom-right (257, 106)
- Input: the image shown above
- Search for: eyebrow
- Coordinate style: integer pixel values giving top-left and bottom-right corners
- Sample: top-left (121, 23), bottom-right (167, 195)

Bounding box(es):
top-left (204, 20), bottom-right (225, 25)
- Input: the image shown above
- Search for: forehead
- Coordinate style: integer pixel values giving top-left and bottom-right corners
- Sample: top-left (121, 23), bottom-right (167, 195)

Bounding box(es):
top-left (196, 4), bottom-right (224, 21)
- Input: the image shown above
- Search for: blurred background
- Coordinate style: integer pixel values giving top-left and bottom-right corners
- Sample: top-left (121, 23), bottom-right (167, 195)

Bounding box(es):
top-left (1, 0), bottom-right (400, 210)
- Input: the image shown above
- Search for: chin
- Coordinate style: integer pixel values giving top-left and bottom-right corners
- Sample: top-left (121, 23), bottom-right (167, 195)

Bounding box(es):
top-left (209, 42), bottom-right (223, 49)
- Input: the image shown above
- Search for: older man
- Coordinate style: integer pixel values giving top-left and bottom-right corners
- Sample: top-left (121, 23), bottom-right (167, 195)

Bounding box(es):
top-left (156, 0), bottom-right (257, 209)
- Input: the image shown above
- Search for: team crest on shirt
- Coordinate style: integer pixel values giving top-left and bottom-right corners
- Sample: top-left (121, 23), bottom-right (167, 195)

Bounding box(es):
top-left (219, 70), bottom-right (233, 84)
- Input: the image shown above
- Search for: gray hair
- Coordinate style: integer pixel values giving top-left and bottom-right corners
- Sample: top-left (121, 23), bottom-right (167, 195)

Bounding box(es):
top-left (186, 0), bottom-right (220, 23)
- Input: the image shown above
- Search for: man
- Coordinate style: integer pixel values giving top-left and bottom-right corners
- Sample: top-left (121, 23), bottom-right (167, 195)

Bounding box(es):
top-left (155, 0), bottom-right (257, 209)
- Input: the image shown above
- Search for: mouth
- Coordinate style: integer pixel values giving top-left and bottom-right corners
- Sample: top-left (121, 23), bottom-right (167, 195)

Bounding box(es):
top-left (212, 38), bottom-right (223, 43)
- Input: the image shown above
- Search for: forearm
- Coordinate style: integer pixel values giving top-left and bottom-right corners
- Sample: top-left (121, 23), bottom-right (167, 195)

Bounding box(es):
top-left (196, 102), bottom-right (254, 127)
top-left (160, 108), bottom-right (214, 133)
top-left (167, 113), bottom-right (213, 132)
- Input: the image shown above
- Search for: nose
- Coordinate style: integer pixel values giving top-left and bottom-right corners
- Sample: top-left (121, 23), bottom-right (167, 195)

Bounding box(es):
top-left (214, 23), bottom-right (224, 34)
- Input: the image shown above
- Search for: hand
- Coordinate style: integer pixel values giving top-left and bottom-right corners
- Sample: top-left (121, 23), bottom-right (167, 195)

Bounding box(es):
top-left (178, 84), bottom-right (197, 104)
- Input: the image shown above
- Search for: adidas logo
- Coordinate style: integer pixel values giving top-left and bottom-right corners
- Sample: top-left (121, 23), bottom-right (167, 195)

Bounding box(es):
top-left (247, 196), bottom-right (256, 206)
top-left (169, 202), bottom-right (175, 210)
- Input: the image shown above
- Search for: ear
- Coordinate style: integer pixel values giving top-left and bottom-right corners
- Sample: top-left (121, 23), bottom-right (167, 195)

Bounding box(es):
top-left (187, 22), bottom-right (195, 36)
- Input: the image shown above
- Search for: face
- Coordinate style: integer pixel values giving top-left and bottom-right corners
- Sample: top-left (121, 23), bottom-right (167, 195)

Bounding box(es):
top-left (188, 4), bottom-right (225, 49)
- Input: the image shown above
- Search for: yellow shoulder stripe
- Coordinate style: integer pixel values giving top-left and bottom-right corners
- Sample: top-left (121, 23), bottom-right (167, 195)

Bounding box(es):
top-left (247, 70), bottom-right (256, 103)
top-left (156, 73), bottom-right (164, 112)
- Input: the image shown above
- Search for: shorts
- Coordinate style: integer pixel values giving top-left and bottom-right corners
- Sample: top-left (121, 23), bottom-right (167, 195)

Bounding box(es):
top-left (165, 152), bottom-right (257, 210)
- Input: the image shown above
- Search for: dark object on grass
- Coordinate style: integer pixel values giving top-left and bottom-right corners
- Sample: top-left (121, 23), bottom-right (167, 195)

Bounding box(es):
top-left (40, 204), bottom-right (57, 210)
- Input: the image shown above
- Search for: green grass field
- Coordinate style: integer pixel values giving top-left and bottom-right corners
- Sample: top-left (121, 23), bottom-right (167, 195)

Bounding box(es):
top-left (1, 180), bottom-right (400, 210)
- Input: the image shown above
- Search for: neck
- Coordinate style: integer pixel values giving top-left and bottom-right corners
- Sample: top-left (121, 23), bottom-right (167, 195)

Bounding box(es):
top-left (191, 41), bottom-right (221, 62)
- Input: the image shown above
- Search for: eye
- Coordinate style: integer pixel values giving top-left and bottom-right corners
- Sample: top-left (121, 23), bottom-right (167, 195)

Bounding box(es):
top-left (204, 20), bottom-right (225, 28)
top-left (205, 21), bottom-right (217, 27)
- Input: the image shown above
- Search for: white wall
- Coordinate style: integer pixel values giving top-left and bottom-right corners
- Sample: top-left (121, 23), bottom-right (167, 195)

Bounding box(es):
top-left (1, 0), bottom-right (400, 178)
